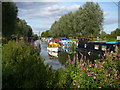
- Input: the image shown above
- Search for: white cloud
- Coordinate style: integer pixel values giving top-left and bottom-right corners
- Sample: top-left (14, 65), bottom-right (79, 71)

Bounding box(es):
top-left (17, 3), bottom-right (80, 20)
top-left (103, 12), bottom-right (110, 16)
top-left (104, 17), bottom-right (118, 25)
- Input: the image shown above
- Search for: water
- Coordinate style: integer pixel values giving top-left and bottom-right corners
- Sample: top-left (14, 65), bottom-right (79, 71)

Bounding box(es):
top-left (35, 40), bottom-right (67, 70)
top-left (34, 40), bottom-right (101, 70)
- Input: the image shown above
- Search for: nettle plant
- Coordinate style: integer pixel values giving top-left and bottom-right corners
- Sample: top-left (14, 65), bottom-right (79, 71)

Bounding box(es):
top-left (66, 53), bottom-right (120, 89)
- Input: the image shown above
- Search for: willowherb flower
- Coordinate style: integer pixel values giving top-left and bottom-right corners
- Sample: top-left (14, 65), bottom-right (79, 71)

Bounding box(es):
top-left (89, 65), bottom-right (92, 67)
top-left (94, 76), bottom-right (96, 79)
top-left (113, 69), bottom-right (117, 72)
top-left (106, 74), bottom-right (110, 77)
top-left (91, 72), bottom-right (94, 74)
top-left (116, 77), bottom-right (119, 79)
top-left (68, 55), bottom-right (70, 60)
top-left (95, 65), bottom-right (98, 68)
top-left (72, 61), bottom-right (74, 65)
top-left (78, 85), bottom-right (80, 88)
top-left (104, 80), bottom-right (107, 82)
top-left (88, 73), bottom-right (91, 76)
top-left (80, 63), bottom-right (84, 66)
top-left (114, 74), bottom-right (117, 76)
top-left (98, 86), bottom-right (101, 88)
top-left (110, 84), bottom-right (112, 86)
top-left (102, 62), bottom-right (105, 65)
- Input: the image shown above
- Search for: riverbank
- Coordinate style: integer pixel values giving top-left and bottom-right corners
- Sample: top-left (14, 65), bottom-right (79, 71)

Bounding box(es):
top-left (2, 40), bottom-right (120, 89)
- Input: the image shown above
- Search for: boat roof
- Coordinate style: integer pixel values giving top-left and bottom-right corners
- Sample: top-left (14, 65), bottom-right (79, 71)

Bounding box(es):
top-left (106, 41), bottom-right (120, 44)
top-left (60, 37), bottom-right (67, 40)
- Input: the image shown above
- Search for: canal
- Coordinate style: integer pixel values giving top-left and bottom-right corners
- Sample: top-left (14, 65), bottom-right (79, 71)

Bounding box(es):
top-left (35, 40), bottom-right (102, 70)
top-left (35, 40), bottom-right (71, 70)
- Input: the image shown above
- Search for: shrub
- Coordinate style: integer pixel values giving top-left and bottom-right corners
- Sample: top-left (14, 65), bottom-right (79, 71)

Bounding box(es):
top-left (2, 41), bottom-right (67, 88)
top-left (66, 53), bottom-right (120, 89)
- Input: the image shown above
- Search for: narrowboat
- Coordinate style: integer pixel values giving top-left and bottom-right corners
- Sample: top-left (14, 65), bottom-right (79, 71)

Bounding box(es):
top-left (76, 41), bottom-right (120, 54)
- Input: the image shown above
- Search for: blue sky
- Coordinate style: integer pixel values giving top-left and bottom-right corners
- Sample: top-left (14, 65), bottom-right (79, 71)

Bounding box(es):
top-left (16, 1), bottom-right (119, 35)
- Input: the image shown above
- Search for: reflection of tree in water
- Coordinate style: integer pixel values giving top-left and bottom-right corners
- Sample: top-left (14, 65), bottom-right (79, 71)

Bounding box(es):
top-left (58, 52), bottom-right (77, 65)
top-left (48, 54), bottom-right (59, 59)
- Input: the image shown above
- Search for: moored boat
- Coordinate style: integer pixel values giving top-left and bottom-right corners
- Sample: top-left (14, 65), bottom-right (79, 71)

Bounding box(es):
top-left (47, 42), bottom-right (60, 52)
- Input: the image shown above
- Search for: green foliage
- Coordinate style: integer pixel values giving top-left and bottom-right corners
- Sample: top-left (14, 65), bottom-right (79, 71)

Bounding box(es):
top-left (41, 30), bottom-right (51, 37)
top-left (2, 41), bottom-right (70, 88)
top-left (15, 18), bottom-right (33, 37)
top-left (32, 34), bottom-right (38, 40)
top-left (50, 2), bottom-right (103, 37)
top-left (2, 2), bottom-right (18, 38)
top-left (100, 28), bottom-right (120, 41)
top-left (66, 53), bottom-right (120, 88)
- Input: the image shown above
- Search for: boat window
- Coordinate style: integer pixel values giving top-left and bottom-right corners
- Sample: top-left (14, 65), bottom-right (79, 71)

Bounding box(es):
top-left (101, 45), bottom-right (107, 51)
top-left (84, 44), bottom-right (87, 48)
top-left (94, 45), bottom-right (99, 50)
top-left (49, 45), bottom-right (53, 47)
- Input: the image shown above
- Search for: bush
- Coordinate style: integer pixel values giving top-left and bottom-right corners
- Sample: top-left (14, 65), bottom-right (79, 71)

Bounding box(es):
top-left (66, 53), bottom-right (120, 89)
top-left (2, 41), bottom-right (67, 88)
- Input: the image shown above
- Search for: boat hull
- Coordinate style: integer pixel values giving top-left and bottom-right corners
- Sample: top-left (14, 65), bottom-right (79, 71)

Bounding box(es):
top-left (47, 47), bottom-right (59, 52)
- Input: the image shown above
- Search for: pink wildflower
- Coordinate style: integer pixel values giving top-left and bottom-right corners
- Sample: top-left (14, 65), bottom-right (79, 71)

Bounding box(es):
top-left (89, 65), bottom-right (92, 67)
top-left (102, 62), bottom-right (105, 65)
top-left (95, 65), bottom-right (98, 68)
top-left (98, 86), bottom-right (101, 88)
top-left (88, 73), bottom-right (91, 76)
top-left (94, 76), bottom-right (96, 79)
top-left (78, 85), bottom-right (80, 88)
top-left (106, 74), bottom-right (110, 77)
top-left (113, 69), bottom-right (116, 72)
top-left (72, 61), bottom-right (74, 64)
top-left (91, 72), bottom-right (94, 74)
top-left (114, 74), bottom-right (117, 76)
top-left (104, 80), bottom-right (106, 82)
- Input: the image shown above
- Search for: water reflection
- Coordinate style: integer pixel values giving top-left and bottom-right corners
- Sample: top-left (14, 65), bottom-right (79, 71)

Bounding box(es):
top-left (35, 40), bottom-right (66, 70)
top-left (35, 40), bottom-right (102, 70)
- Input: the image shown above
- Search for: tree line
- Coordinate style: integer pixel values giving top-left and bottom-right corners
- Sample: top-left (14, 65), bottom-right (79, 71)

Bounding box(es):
top-left (48, 2), bottom-right (104, 38)
top-left (2, 2), bottom-right (33, 40)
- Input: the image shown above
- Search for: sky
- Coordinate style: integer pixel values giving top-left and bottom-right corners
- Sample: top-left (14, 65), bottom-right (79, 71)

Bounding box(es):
top-left (15, 1), bottom-right (119, 35)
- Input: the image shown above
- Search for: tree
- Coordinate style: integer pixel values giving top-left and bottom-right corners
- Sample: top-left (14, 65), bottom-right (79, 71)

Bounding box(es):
top-left (2, 2), bottom-right (18, 38)
top-left (41, 30), bottom-right (51, 37)
top-left (15, 18), bottom-right (33, 37)
top-left (49, 2), bottom-right (103, 37)
top-left (80, 2), bottom-right (103, 37)
top-left (111, 28), bottom-right (120, 38)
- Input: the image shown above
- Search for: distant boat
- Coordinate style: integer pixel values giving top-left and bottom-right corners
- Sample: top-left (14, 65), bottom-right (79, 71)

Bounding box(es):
top-left (47, 42), bottom-right (60, 52)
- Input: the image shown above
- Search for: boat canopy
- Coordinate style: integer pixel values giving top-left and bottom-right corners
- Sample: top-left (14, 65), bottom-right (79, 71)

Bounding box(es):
top-left (106, 41), bottom-right (120, 44)
top-left (60, 37), bottom-right (67, 40)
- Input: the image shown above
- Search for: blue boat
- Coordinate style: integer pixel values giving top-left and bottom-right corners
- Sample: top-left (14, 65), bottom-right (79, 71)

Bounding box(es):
top-left (106, 41), bottom-right (120, 44)
top-left (60, 37), bottom-right (67, 41)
